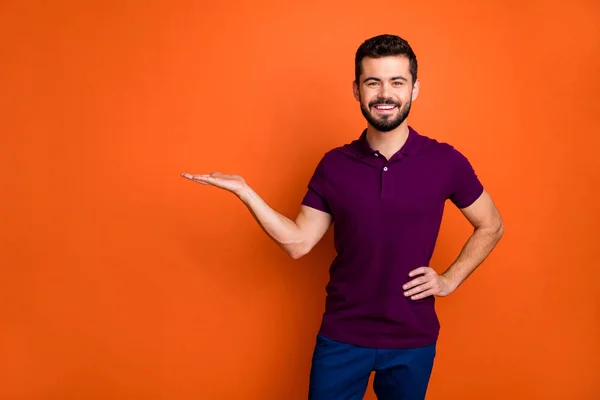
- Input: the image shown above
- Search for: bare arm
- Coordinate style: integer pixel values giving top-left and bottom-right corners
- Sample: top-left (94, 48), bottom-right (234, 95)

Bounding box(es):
top-left (181, 172), bottom-right (333, 259)
top-left (441, 189), bottom-right (504, 291)
top-left (403, 189), bottom-right (504, 300)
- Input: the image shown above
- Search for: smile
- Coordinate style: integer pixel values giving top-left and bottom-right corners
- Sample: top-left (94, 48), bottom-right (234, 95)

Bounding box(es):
top-left (373, 104), bottom-right (397, 112)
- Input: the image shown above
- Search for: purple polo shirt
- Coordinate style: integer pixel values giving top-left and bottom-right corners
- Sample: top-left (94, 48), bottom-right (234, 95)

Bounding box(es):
top-left (302, 126), bottom-right (484, 349)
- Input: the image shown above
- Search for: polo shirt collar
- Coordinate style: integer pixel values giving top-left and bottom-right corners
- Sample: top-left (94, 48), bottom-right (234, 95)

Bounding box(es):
top-left (353, 125), bottom-right (422, 158)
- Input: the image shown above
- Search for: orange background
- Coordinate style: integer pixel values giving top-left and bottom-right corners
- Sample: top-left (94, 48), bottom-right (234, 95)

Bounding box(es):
top-left (1, 1), bottom-right (599, 399)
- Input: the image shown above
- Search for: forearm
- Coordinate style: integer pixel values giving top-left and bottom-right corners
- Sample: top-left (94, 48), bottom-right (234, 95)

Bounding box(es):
top-left (442, 224), bottom-right (504, 291)
top-left (237, 186), bottom-right (305, 257)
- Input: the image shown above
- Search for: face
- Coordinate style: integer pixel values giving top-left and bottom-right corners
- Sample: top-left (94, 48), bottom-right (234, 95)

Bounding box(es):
top-left (353, 56), bottom-right (419, 132)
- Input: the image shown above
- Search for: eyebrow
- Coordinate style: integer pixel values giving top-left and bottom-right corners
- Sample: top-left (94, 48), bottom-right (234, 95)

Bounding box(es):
top-left (363, 76), bottom-right (408, 83)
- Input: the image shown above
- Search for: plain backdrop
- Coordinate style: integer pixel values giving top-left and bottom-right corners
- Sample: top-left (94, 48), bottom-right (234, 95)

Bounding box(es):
top-left (1, 1), bottom-right (599, 399)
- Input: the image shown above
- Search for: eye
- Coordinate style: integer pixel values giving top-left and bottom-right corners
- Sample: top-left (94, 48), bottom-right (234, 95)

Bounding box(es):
top-left (367, 82), bottom-right (379, 87)
top-left (392, 81), bottom-right (404, 86)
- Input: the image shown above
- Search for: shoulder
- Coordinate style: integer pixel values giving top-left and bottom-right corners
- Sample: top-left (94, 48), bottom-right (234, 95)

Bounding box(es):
top-left (314, 139), bottom-right (361, 166)
top-left (305, 145), bottom-right (348, 180)
top-left (417, 131), bottom-right (457, 155)
top-left (416, 131), bottom-right (473, 165)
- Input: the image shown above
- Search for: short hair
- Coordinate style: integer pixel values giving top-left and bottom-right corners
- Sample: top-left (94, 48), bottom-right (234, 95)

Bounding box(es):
top-left (355, 34), bottom-right (418, 84)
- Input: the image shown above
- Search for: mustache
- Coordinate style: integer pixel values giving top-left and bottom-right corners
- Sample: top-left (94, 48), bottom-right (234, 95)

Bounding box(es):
top-left (369, 98), bottom-right (400, 107)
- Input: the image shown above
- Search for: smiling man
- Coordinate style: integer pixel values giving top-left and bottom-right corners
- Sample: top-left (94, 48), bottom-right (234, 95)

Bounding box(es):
top-left (182, 34), bottom-right (503, 400)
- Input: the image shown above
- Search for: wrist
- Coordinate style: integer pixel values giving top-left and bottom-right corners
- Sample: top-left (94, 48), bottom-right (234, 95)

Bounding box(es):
top-left (441, 270), bottom-right (460, 293)
top-left (236, 185), bottom-right (253, 203)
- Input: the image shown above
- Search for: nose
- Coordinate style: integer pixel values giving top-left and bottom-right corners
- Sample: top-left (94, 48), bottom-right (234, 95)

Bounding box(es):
top-left (379, 82), bottom-right (391, 98)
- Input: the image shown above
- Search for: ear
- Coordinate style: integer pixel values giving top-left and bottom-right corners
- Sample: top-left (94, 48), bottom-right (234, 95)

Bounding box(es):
top-left (411, 79), bottom-right (420, 101)
top-left (353, 80), bottom-right (360, 102)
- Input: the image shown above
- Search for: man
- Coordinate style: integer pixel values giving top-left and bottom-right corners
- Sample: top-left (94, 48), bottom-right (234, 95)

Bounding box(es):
top-left (182, 34), bottom-right (503, 400)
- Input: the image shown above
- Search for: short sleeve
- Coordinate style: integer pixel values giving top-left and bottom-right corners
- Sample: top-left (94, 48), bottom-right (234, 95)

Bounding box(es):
top-left (448, 146), bottom-right (484, 209)
top-left (301, 156), bottom-right (332, 214)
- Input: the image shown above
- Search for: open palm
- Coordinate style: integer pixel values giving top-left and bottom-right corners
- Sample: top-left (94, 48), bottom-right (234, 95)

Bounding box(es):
top-left (181, 172), bottom-right (247, 195)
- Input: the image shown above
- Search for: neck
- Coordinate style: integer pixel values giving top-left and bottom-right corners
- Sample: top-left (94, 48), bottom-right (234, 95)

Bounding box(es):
top-left (366, 122), bottom-right (410, 159)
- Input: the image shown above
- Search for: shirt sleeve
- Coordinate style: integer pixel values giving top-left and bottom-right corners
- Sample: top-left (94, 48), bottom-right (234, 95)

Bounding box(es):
top-left (301, 155), bottom-right (332, 214)
top-left (448, 146), bottom-right (484, 209)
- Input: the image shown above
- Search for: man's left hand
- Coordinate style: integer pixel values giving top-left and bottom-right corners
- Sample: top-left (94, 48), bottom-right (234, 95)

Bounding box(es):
top-left (403, 267), bottom-right (456, 300)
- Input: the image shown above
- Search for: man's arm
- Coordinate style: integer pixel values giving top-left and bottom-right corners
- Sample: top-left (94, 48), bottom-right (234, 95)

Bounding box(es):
top-left (440, 189), bottom-right (504, 291)
top-left (238, 187), bottom-right (333, 259)
top-left (181, 172), bottom-right (333, 259)
top-left (403, 189), bottom-right (504, 300)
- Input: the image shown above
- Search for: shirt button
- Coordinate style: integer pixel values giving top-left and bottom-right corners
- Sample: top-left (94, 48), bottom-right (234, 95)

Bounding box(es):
top-left (374, 153), bottom-right (379, 157)
top-left (383, 167), bottom-right (388, 171)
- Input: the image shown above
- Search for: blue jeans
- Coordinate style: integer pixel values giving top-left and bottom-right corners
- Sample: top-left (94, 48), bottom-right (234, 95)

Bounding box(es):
top-left (308, 334), bottom-right (436, 400)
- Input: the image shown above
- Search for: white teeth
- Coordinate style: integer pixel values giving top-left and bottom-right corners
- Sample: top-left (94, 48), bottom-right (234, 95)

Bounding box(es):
top-left (375, 105), bottom-right (395, 110)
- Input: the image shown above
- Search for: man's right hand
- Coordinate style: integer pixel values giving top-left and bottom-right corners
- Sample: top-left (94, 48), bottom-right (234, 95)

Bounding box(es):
top-left (180, 171), bottom-right (332, 259)
top-left (181, 172), bottom-right (249, 198)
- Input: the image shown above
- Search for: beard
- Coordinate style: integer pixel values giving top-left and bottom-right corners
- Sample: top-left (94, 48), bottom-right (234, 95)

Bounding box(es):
top-left (360, 96), bottom-right (412, 132)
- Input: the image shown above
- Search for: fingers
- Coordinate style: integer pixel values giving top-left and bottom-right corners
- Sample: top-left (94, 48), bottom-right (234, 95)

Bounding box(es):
top-left (181, 172), bottom-right (227, 179)
top-left (404, 266), bottom-right (439, 300)
top-left (181, 173), bottom-right (203, 180)
top-left (403, 276), bottom-right (427, 290)
top-left (409, 288), bottom-right (436, 300)
top-left (408, 266), bottom-right (432, 277)
top-left (404, 266), bottom-right (434, 290)
top-left (181, 173), bottom-right (217, 184)
top-left (404, 280), bottom-right (433, 298)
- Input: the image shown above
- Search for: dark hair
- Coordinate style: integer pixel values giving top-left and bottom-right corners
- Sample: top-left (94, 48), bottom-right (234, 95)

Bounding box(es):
top-left (355, 34), bottom-right (418, 84)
